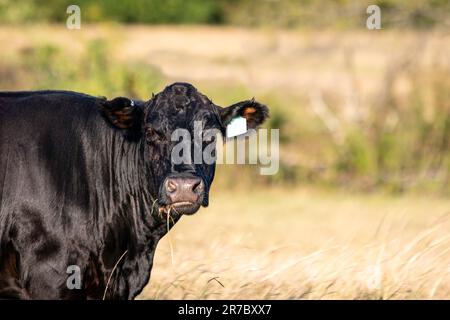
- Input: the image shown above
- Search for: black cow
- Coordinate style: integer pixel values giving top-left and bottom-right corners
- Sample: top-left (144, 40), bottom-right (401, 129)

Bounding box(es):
top-left (0, 82), bottom-right (268, 299)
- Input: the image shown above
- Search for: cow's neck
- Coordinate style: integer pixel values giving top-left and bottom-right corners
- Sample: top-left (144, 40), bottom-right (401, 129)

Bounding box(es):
top-left (95, 130), bottom-right (181, 299)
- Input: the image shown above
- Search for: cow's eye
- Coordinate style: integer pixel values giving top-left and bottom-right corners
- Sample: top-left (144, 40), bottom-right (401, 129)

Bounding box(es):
top-left (146, 128), bottom-right (164, 144)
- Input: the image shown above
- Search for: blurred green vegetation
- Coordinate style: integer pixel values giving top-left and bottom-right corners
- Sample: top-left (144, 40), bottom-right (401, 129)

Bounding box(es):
top-left (0, 0), bottom-right (449, 28)
top-left (6, 39), bottom-right (164, 97)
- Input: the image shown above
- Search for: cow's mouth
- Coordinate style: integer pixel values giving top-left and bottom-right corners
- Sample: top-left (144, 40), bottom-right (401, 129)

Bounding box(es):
top-left (159, 201), bottom-right (201, 216)
top-left (172, 201), bottom-right (201, 215)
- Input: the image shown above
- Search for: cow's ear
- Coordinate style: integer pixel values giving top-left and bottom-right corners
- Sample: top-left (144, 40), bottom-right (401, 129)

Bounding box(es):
top-left (219, 99), bottom-right (269, 129)
top-left (99, 97), bottom-right (143, 130)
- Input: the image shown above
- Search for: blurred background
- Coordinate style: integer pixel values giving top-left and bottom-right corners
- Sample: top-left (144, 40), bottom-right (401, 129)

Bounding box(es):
top-left (0, 0), bottom-right (449, 299)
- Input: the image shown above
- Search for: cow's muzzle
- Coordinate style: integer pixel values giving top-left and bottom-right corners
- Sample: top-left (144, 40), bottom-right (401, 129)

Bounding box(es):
top-left (159, 174), bottom-right (205, 215)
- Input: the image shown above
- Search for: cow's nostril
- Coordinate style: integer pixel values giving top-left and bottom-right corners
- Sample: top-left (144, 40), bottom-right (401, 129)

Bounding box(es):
top-left (166, 179), bottom-right (177, 193)
top-left (191, 180), bottom-right (202, 193)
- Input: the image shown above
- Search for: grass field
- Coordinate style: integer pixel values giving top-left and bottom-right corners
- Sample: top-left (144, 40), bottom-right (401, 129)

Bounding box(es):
top-left (138, 186), bottom-right (450, 299)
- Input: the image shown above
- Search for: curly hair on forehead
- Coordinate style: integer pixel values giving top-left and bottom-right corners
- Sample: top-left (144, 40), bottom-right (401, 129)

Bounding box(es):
top-left (151, 82), bottom-right (214, 111)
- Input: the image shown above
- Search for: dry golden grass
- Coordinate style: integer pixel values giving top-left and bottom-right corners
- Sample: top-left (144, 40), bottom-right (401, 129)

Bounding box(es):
top-left (138, 186), bottom-right (450, 300)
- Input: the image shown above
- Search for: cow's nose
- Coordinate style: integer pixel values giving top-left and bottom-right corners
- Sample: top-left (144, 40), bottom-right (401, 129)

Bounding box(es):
top-left (164, 176), bottom-right (204, 204)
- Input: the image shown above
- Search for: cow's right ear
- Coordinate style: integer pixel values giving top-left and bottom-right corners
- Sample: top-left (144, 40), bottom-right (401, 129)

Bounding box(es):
top-left (99, 97), bottom-right (144, 140)
top-left (100, 97), bottom-right (143, 129)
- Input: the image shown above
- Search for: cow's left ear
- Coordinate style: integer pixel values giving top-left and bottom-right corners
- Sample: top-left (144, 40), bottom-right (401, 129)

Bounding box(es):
top-left (99, 97), bottom-right (143, 130)
top-left (219, 99), bottom-right (269, 129)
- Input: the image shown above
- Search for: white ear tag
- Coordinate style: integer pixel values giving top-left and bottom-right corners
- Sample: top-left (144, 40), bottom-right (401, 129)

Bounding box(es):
top-left (226, 116), bottom-right (247, 138)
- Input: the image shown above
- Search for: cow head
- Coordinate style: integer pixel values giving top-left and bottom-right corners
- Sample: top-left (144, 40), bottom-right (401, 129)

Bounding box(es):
top-left (100, 82), bottom-right (268, 215)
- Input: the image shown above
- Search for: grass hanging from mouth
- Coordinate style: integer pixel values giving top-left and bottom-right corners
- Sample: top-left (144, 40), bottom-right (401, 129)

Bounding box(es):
top-left (153, 199), bottom-right (177, 267)
top-left (166, 206), bottom-right (177, 267)
top-left (151, 198), bottom-right (160, 217)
